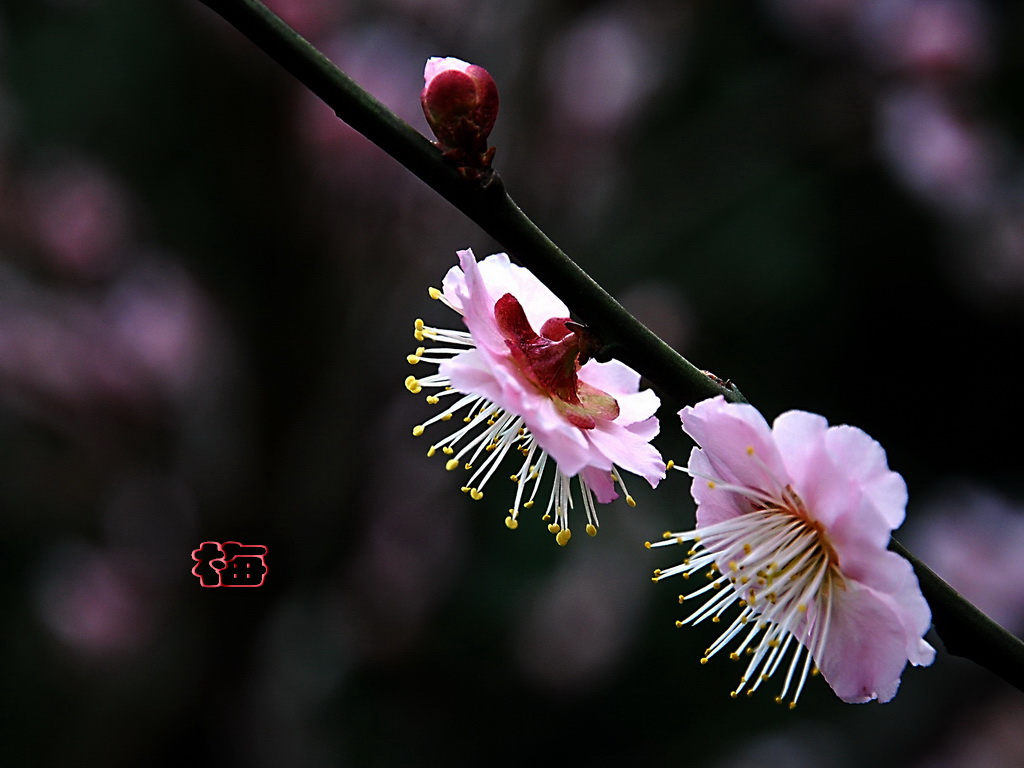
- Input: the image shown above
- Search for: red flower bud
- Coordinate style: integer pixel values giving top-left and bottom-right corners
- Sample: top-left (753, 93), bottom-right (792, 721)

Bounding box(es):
top-left (421, 57), bottom-right (499, 171)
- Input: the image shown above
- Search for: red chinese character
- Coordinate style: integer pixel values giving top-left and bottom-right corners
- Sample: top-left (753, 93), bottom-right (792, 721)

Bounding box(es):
top-left (191, 541), bottom-right (268, 587)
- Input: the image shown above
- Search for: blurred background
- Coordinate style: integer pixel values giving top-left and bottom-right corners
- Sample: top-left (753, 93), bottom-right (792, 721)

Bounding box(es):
top-left (1, 0), bottom-right (1023, 765)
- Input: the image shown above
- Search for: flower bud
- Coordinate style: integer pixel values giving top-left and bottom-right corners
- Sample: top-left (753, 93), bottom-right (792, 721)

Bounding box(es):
top-left (421, 57), bottom-right (499, 170)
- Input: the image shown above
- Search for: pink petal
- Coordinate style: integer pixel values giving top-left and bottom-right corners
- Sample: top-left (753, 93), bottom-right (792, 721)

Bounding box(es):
top-left (452, 250), bottom-right (507, 357)
top-left (577, 358), bottom-right (640, 397)
top-left (688, 447), bottom-right (751, 526)
top-left (584, 420), bottom-right (666, 487)
top-left (475, 253), bottom-right (568, 328)
top-left (815, 562), bottom-right (933, 703)
top-left (681, 397), bottom-right (791, 499)
top-left (824, 425), bottom-right (907, 529)
top-left (579, 359), bottom-right (659, 426)
top-left (581, 465), bottom-right (617, 503)
top-left (424, 56), bottom-right (474, 83)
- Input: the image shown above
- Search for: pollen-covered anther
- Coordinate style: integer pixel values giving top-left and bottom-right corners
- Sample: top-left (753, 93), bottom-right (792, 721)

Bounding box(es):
top-left (470, 488), bottom-right (484, 500)
top-left (586, 524), bottom-right (597, 536)
top-left (405, 376), bottom-right (422, 394)
top-left (626, 495), bottom-right (637, 508)
top-left (445, 459), bottom-right (460, 471)
top-left (428, 287), bottom-right (442, 300)
top-left (555, 529), bottom-right (572, 546)
top-left (505, 515), bottom-right (518, 530)
top-left (412, 425), bottom-right (425, 437)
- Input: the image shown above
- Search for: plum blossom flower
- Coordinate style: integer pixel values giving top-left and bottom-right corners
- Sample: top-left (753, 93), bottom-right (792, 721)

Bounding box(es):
top-left (648, 396), bottom-right (934, 705)
top-left (406, 249), bottom-right (665, 545)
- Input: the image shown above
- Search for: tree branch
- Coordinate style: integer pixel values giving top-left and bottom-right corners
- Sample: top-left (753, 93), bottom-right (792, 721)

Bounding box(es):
top-left (195, 0), bottom-right (1024, 693)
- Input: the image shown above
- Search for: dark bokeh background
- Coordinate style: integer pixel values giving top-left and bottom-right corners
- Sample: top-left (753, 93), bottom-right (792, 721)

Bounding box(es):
top-left (2, 0), bottom-right (1024, 765)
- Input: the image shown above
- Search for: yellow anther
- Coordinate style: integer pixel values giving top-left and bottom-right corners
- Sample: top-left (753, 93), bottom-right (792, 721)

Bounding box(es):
top-left (555, 529), bottom-right (572, 546)
top-left (788, 702), bottom-right (797, 710)
top-left (797, 604), bottom-right (807, 613)
top-left (426, 395), bottom-right (440, 405)
top-left (505, 516), bottom-right (518, 530)
top-left (746, 445), bottom-right (755, 456)
top-left (729, 652), bottom-right (740, 661)
top-left (774, 696), bottom-right (784, 704)
top-left (626, 495), bottom-right (636, 508)
top-left (678, 595), bottom-right (686, 603)
top-left (414, 319), bottom-right (426, 341)
top-left (441, 413), bottom-right (453, 421)
top-left (712, 616), bottom-right (720, 623)
top-left (406, 354), bottom-right (420, 364)
top-left (662, 531), bottom-right (672, 539)
top-left (428, 287), bottom-right (442, 300)
top-left (405, 376), bottom-right (422, 394)
top-left (700, 657), bottom-right (709, 665)
top-left (644, 541), bottom-right (652, 549)
top-left (524, 501), bottom-right (534, 509)
top-left (666, 459), bottom-right (675, 470)
top-left (547, 523), bottom-right (560, 534)
top-left (746, 689), bottom-right (755, 697)
top-left (464, 463), bottom-right (472, 470)
top-left (707, 481), bottom-right (716, 489)
top-left (586, 524), bottom-right (597, 536)
top-left (445, 459), bottom-right (459, 471)
top-left (426, 446), bottom-right (437, 457)
top-left (461, 487), bottom-right (470, 493)
top-left (730, 691), bottom-right (738, 699)
top-left (743, 543), bottom-right (752, 554)
top-left (442, 446), bottom-right (454, 455)
top-left (470, 488), bottom-right (484, 500)
top-left (412, 425), bottom-right (425, 437)
top-left (729, 561), bottom-right (739, 572)
top-left (674, 620), bottom-right (684, 628)
top-left (653, 568), bottom-right (662, 576)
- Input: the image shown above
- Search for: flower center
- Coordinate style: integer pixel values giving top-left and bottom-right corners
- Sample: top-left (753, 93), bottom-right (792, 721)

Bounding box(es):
top-left (493, 293), bottom-right (619, 429)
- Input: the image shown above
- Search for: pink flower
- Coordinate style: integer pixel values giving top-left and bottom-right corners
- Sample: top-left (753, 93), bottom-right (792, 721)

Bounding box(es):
top-left (406, 249), bottom-right (665, 545)
top-left (648, 396), bottom-right (934, 705)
